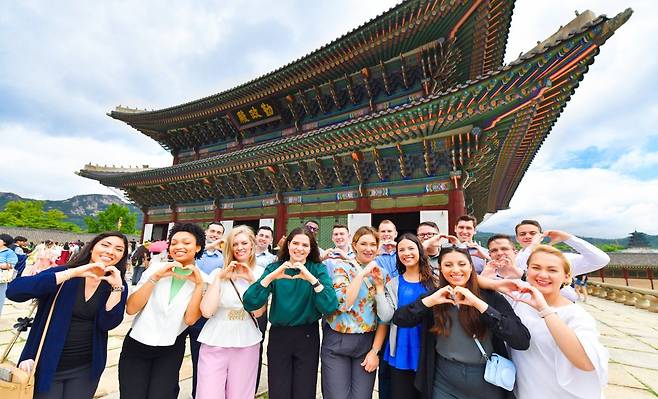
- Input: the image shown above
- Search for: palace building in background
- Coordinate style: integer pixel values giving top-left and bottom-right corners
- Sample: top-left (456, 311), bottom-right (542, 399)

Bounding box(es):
top-left (78, 0), bottom-right (630, 247)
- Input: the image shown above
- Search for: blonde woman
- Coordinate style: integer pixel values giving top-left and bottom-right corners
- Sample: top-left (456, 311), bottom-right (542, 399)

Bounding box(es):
top-left (196, 226), bottom-right (266, 399)
top-left (508, 245), bottom-right (608, 399)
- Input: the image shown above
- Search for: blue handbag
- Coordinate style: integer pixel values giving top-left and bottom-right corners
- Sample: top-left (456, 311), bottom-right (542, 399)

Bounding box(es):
top-left (474, 336), bottom-right (516, 391)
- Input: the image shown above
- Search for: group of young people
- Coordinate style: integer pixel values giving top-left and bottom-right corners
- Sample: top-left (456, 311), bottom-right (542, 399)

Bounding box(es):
top-left (4, 215), bottom-right (609, 399)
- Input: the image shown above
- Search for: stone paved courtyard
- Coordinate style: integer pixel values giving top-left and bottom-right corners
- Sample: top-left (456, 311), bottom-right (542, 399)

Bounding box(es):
top-left (1, 295), bottom-right (657, 398)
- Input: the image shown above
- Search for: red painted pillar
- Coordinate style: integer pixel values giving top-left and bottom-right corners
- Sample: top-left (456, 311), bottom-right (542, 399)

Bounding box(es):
top-left (448, 188), bottom-right (466, 235)
top-left (171, 205), bottom-right (178, 223)
top-left (275, 202), bottom-right (288, 241)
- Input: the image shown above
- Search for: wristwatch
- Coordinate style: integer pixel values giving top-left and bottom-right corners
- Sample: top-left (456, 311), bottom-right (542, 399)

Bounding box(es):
top-left (111, 286), bottom-right (125, 292)
top-left (311, 280), bottom-right (321, 289)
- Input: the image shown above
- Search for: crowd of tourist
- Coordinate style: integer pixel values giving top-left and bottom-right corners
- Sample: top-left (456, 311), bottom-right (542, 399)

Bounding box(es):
top-left (0, 215), bottom-right (610, 399)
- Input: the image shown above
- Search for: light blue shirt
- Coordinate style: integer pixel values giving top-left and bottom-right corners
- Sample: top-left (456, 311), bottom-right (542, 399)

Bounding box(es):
top-left (0, 248), bottom-right (18, 266)
top-left (256, 250), bottom-right (277, 268)
top-left (197, 250), bottom-right (224, 275)
top-left (376, 250), bottom-right (398, 278)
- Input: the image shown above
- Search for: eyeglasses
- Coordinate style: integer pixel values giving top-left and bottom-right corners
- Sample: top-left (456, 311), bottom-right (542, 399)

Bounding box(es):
top-left (418, 232), bottom-right (437, 238)
top-left (440, 242), bottom-right (468, 249)
top-left (305, 225), bottom-right (319, 232)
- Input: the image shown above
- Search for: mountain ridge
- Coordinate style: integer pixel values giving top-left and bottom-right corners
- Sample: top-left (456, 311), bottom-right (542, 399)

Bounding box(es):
top-left (0, 192), bottom-right (143, 229)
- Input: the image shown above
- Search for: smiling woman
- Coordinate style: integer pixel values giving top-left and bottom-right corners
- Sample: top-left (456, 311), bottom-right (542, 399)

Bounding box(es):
top-left (118, 222), bottom-right (205, 399)
top-left (6, 232), bottom-right (130, 399)
top-left (392, 246), bottom-right (530, 399)
top-left (242, 227), bottom-right (338, 399)
top-left (321, 226), bottom-right (390, 399)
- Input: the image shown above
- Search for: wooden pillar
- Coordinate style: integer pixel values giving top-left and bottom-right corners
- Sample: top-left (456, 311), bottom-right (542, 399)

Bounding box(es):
top-left (356, 196), bottom-right (372, 213)
top-left (448, 188), bottom-right (466, 235)
top-left (214, 206), bottom-right (222, 222)
top-left (275, 202), bottom-right (288, 241)
top-left (171, 204), bottom-right (178, 223)
top-left (172, 150), bottom-right (180, 165)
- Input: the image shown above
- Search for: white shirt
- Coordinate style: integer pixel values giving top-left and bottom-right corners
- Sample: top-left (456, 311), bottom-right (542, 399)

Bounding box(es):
top-left (129, 262), bottom-right (197, 346)
top-left (510, 302), bottom-right (608, 399)
top-left (255, 250), bottom-right (277, 268)
top-left (516, 236), bottom-right (610, 275)
top-left (198, 266), bottom-right (265, 347)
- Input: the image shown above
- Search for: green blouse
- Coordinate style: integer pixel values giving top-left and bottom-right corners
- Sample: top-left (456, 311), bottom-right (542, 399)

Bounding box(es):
top-left (243, 260), bottom-right (338, 326)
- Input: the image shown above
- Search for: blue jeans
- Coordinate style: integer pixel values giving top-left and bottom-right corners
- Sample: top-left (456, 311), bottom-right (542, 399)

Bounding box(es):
top-left (0, 283), bottom-right (7, 319)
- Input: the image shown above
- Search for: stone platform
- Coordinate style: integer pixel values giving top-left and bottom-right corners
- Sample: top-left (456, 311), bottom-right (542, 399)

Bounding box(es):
top-left (1, 296), bottom-right (656, 398)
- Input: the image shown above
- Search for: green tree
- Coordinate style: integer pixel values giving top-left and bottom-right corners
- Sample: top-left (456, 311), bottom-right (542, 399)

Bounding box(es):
top-left (0, 200), bottom-right (80, 231)
top-left (85, 203), bottom-right (139, 234)
top-left (596, 243), bottom-right (624, 252)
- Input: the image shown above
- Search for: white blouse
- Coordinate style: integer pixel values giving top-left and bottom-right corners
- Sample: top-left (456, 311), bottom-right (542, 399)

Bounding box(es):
top-left (198, 265), bottom-right (265, 348)
top-left (129, 262), bottom-right (197, 346)
top-left (510, 302), bottom-right (608, 399)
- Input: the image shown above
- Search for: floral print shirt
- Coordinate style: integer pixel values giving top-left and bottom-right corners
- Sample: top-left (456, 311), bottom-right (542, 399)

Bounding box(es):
top-left (326, 260), bottom-right (390, 333)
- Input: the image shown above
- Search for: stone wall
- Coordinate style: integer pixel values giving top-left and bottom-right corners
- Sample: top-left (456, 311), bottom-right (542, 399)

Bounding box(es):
top-left (0, 226), bottom-right (140, 244)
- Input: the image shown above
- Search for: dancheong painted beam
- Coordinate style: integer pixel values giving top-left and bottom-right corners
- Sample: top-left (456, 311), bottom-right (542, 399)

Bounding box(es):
top-left (78, 0), bottom-right (631, 241)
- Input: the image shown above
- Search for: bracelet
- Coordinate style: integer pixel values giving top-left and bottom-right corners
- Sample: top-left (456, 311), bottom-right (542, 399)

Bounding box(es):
top-left (147, 277), bottom-right (158, 285)
top-left (311, 280), bottom-right (321, 288)
top-left (539, 306), bottom-right (557, 318)
top-left (111, 286), bottom-right (125, 292)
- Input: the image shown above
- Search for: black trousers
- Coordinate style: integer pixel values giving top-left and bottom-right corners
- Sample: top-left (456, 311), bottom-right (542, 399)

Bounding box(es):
top-left (118, 331), bottom-right (186, 399)
top-left (255, 311), bottom-right (268, 393)
top-left (184, 317), bottom-right (207, 398)
top-left (267, 322), bottom-right (320, 399)
top-left (34, 365), bottom-right (99, 399)
top-left (390, 367), bottom-right (421, 399)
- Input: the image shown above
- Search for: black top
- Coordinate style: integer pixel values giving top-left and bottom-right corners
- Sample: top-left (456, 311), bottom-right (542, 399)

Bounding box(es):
top-left (56, 280), bottom-right (103, 371)
top-left (392, 288), bottom-right (531, 399)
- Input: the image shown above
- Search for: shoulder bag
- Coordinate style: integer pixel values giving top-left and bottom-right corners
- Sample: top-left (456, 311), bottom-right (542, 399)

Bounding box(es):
top-left (473, 336), bottom-right (516, 391)
top-left (0, 284), bottom-right (63, 399)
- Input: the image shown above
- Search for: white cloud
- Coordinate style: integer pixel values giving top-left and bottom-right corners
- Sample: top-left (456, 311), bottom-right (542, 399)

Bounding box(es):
top-left (0, 123), bottom-right (170, 200)
top-left (479, 167), bottom-right (658, 238)
top-left (1, 0), bottom-right (656, 239)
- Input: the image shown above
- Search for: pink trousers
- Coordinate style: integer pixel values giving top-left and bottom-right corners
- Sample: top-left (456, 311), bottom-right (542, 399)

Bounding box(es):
top-left (196, 343), bottom-right (260, 399)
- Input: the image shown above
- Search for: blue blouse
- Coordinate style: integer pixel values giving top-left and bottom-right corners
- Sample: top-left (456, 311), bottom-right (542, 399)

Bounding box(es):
top-left (384, 276), bottom-right (427, 371)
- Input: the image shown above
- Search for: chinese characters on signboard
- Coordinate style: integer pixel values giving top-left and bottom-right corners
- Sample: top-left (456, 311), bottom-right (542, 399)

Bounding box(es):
top-left (230, 100), bottom-right (280, 129)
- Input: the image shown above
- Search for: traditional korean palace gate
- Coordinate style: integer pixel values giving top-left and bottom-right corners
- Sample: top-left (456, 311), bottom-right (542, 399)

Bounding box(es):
top-left (78, 0), bottom-right (630, 248)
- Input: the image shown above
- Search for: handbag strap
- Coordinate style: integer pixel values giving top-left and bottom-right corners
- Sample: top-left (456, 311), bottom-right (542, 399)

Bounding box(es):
top-left (228, 279), bottom-right (259, 329)
top-left (30, 284), bottom-right (64, 376)
top-left (473, 336), bottom-right (490, 361)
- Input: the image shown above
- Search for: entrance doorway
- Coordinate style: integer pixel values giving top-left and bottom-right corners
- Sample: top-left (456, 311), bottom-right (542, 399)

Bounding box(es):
top-left (371, 212), bottom-right (420, 236)
top-left (234, 219), bottom-right (260, 234)
top-left (150, 224), bottom-right (169, 241)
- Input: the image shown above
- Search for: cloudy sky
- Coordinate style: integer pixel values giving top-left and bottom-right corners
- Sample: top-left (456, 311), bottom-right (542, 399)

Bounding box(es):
top-left (1, 1), bottom-right (655, 238)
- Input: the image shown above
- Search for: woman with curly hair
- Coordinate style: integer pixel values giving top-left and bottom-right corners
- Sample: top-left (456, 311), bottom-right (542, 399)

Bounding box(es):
top-left (118, 222), bottom-right (205, 399)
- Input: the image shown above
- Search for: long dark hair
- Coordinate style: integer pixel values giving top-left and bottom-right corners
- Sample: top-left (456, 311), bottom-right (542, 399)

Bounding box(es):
top-left (395, 233), bottom-right (435, 290)
top-left (277, 227), bottom-right (321, 263)
top-left (430, 246), bottom-right (486, 339)
top-left (67, 232), bottom-right (129, 279)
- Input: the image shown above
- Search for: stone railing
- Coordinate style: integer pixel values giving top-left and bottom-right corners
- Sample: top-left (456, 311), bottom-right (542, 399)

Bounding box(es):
top-left (588, 281), bottom-right (658, 313)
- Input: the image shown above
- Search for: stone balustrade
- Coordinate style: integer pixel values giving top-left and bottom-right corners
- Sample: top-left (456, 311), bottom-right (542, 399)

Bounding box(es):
top-left (588, 281), bottom-right (658, 313)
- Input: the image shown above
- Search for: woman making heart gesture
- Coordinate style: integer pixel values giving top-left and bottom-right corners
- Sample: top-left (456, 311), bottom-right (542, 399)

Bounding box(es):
top-left (321, 226), bottom-right (390, 399)
top-left (7, 232), bottom-right (129, 399)
top-left (119, 223), bottom-right (205, 399)
top-left (243, 226), bottom-right (338, 399)
top-left (196, 225), bottom-right (266, 399)
top-left (506, 245), bottom-right (608, 399)
top-left (392, 245), bottom-right (530, 399)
